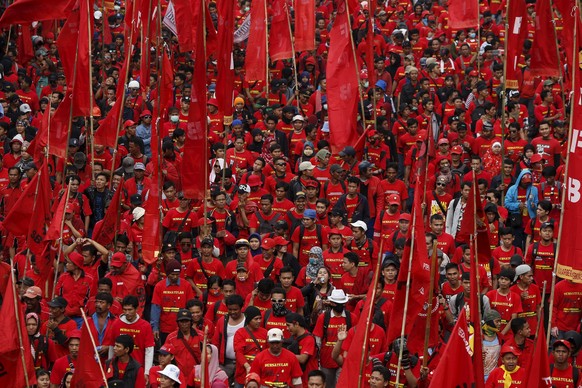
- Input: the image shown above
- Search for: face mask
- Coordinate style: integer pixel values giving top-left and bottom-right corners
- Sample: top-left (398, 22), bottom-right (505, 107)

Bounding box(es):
top-left (332, 304), bottom-right (345, 314)
top-left (304, 149), bottom-right (314, 156)
top-left (244, 6), bottom-right (250, 12)
top-left (468, 33), bottom-right (476, 39)
top-left (237, 276), bottom-right (247, 282)
top-left (170, 115), bottom-right (179, 123)
top-left (363, 81), bottom-right (369, 88)
top-left (309, 257), bottom-right (318, 265)
top-left (210, 289), bottom-right (221, 297)
top-left (273, 302), bottom-right (288, 316)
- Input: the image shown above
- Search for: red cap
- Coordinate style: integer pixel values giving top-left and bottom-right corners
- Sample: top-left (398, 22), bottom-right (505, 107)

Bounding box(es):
top-left (469, 70), bottom-right (479, 77)
top-left (207, 98), bottom-right (218, 107)
top-left (67, 252), bottom-right (84, 268)
top-left (553, 339), bottom-right (572, 351)
top-left (273, 236), bottom-right (287, 246)
top-left (388, 194), bottom-right (401, 205)
top-left (328, 228), bottom-right (342, 237)
top-left (399, 213), bottom-right (412, 221)
top-left (451, 145), bottom-right (463, 154)
top-left (123, 119), bottom-right (135, 128)
top-left (68, 329), bottom-right (82, 340)
top-left (248, 174), bottom-right (261, 187)
top-left (500, 344), bottom-right (521, 357)
top-left (530, 153), bottom-right (543, 164)
top-left (415, 133), bottom-right (425, 142)
top-left (262, 238), bottom-right (276, 250)
top-left (438, 138), bottom-right (449, 145)
top-left (246, 372), bottom-right (261, 385)
top-left (140, 109), bottom-right (152, 117)
top-left (110, 252), bottom-right (127, 268)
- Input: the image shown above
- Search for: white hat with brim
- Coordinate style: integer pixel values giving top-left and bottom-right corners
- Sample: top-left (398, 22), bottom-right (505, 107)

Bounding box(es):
top-left (328, 289), bottom-right (349, 304)
top-left (158, 364), bottom-right (182, 384)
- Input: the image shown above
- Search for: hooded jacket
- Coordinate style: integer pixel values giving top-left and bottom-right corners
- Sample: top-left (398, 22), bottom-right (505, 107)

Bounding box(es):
top-left (505, 169), bottom-right (538, 219)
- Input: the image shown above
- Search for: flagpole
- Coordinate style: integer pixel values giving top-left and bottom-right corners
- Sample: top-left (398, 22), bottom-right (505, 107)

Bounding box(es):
top-left (500, 0), bottom-right (510, 193)
top-left (52, 180), bottom-right (72, 300)
top-left (422, 240), bottom-right (439, 368)
top-left (344, 0), bottom-right (368, 134)
top-left (9, 258), bottom-right (30, 388)
top-left (87, 0), bottom-right (96, 184)
top-left (264, 0), bottom-right (269, 97)
top-left (471, 170), bottom-right (485, 388)
top-left (5, 26), bottom-right (11, 55)
top-left (156, 0), bottom-right (164, 253)
top-left (201, 0), bottom-right (209, 224)
top-left (284, 3), bottom-right (300, 113)
top-left (357, 239), bottom-right (384, 388)
top-left (81, 308), bottom-right (109, 388)
top-left (547, 10), bottom-right (578, 345)
top-left (537, 281), bottom-right (547, 341)
top-left (64, 35), bottom-right (80, 177)
top-left (201, 326), bottom-right (209, 388)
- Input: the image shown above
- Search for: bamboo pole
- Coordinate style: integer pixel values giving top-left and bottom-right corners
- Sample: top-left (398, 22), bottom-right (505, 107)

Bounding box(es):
top-left (264, 0), bottom-right (270, 97)
top-left (5, 26), bottom-right (11, 55)
top-left (500, 0), bottom-right (510, 193)
top-left (81, 308), bottom-right (109, 388)
top-left (9, 258), bottom-right (30, 388)
top-left (201, 0), bottom-right (209, 222)
top-left (201, 326), bottom-right (209, 388)
top-left (546, 9), bottom-right (578, 345)
top-left (285, 2), bottom-right (300, 113)
top-left (422, 240), bottom-right (439, 368)
top-left (156, 0), bottom-right (164, 253)
top-left (87, 0), bottom-right (96, 183)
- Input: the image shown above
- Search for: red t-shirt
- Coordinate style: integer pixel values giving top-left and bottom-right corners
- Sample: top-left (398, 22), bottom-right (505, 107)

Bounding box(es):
top-left (510, 283), bottom-right (541, 333)
top-left (152, 280), bottom-right (196, 333)
top-left (184, 258), bottom-right (226, 291)
top-left (313, 311), bottom-right (358, 368)
top-left (250, 348), bottom-right (303, 387)
top-left (526, 241), bottom-right (555, 290)
top-left (104, 318), bottom-right (155, 367)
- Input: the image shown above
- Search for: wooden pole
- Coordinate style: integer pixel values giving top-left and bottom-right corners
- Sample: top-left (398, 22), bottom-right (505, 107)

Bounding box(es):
top-left (5, 27), bottom-right (11, 55)
top-left (81, 309), bottom-right (109, 388)
top-left (52, 180), bottom-right (72, 299)
top-left (201, 0), bottom-right (209, 222)
top-left (546, 13), bottom-right (578, 345)
top-left (156, 0), bottom-right (164, 253)
top-left (500, 0), bottom-right (510, 185)
top-left (422, 240), bottom-right (439, 368)
top-left (9, 258), bottom-right (30, 388)
top-left (357, 239), bottom-right (384, 388)
top-left (87, 0), bottom-right (96, 183)
top-left (201, 326), bottom-right (209, 388)
top-left (264, 0), bottom-right (270, 97)
top-left (284, 3), bottom-right (300, 112)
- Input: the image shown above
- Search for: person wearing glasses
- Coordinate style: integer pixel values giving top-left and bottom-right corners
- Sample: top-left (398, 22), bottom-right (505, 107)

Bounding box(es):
top-left (136, 109), bottom-right (153, 157)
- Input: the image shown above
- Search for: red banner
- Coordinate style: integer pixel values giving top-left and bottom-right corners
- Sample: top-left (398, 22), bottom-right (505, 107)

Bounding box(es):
top-left (57, 0), bottom-right (92, 117)
top-left (172, 0), bottom-right (194, 52)
top-left (0, 0), bottom-right (74, 25)
top-left (244, 0), bottom-right (267, 82)
top-left (505, 0), bottom-right (529, 89)
top-left (27, 164), bottom-right (52, 256)
top-left (529, 0), bottom-right (560, 77)
top-left (525, 312), bottom-right (553, 387)
top-left (0, 276), bottom-right (37, 387)
top-left (327, 2), bottom-right (360, 154)
top-left (269, 0), bottom-right (293, 62)
top-left (181, 0), bottom-right (208, 200)
top-left (93, 177), bottom-right (124, 247)
top-left (448, 0), bottom-right (478, 29)
top-left (48, 91), bottom-right (72, 159)
top-left (17, 24), bottom-right (33, 66)
top-left (557, 9), bottom-right (582, 282)
top-left (70, 316), bottom-right (106, 388)
top-left (458, 174), bottom-right (492, 264)
top-left (215, 0), bottom-right (235, 117)
top-left (294, 0), bottom-right (315, 52)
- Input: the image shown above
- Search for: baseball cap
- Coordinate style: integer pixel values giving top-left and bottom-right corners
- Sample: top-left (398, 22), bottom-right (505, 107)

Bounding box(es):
top-left (23, 286), bottom-right (42, 299)
top-left (292, 115), bottom-right (305, 122)
top-left (543, 79), bottom-right (555, 86)
top-left (295, 191), bottom-right (307, 199)
top-left (514, 264), bottom-right (531, 281)
top-left (330, 164), bottom-right (343, 174)
top-left (247, 174), bottom-right (261, 187)
top-left (238, 184), bottom-right (251, 194)
top-left (299, 161), bottom-right (315, 171)
top-left (328, 228), bottom-right (342, 237)
top-left (134, 162), bottom-right (146, 171)
top-left (438, 138), bottom-right (449, 145)
top-left (500, 344), bottom-right (521, 357)
top-left (48, 296), bottom-right (68, 308)
top-left (399, 213), bottom-right (412, 222)
top-left (165, 259), bottom-right (182, 273)
top-left (510, 254), bottom-right (524, 267)
top-left (530, 154), bottom-right (543, 164)
top-left (262, 238), bottom-right (276, 250)
top-left (267, 328), bottom-right (284, 342)
top-left (176, 309), bottom-right (193, 321)
top-left (388, 194), bottom-right (401, 205)
top-left (350, 220), bottom-right (368, 231)
top-left (19, 103), bottom-right (31, 113)
top-left (339, 146), bottom-right (356, 157)
top-left (273, 236), bottom-right (288, 247)
top-left (303, 209), bottom-right (317, 219)
top-left (553, 339), bottom-right (572, 351)
top-left (158, 344), bottom-right (175, 355)
top-left (110, 252), bottom-right (127, 268)
top-left (451, 145), bottom-right (463, 154)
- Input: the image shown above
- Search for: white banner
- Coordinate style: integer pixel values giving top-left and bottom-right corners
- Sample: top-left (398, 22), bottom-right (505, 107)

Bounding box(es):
top-left (233, 15), bottom-right (251, 43)
top-left (163, 0), bottom-right (178, 37)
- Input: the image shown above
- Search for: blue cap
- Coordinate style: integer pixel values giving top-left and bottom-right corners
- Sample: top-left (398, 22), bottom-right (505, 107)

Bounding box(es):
top-left (303, 209), bottom-right (317, 219)
top-left (375, 80), bottom-right (387, 91)
top-left (232, 119), bottom-right (243, 126)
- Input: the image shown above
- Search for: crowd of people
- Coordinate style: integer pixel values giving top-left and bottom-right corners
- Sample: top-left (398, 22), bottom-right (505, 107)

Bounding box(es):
top-left (0, 0), bottom-right (581, 387)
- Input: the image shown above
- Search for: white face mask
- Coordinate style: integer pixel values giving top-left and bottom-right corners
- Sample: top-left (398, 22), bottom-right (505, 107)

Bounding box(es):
top-left (363, 81), bottom-right (369, 88)
top-left (170, 115), bottom-right (179, 123)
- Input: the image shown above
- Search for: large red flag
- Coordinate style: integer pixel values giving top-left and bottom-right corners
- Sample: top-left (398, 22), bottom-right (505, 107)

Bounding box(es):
top-left (0, 0), bottom-right (74, 25)
top-left (386, 168), bottom-right (431, 345)
top-left (457, 174), bottom-right (492, 264)
top-left (327, 1), bottom-right (360, 154)
top-left (205, 5), bottom-right (218, 57)
top-left (17, 24), bottom-right (34, 66)
top-left (27, 164), bottom-right (52, 256)
top-left (470, 240), bottom-right (485, 388)
top-left (269, 0), bottom-right (293, 62)
top-left (244, 0), bottom-right (267, 82)
top-left (215, 0), bottom-right (235, 118)
top-left (57, 0), bottom-right (92, 117)
top-left (505, 0), bottom-right (529, 89)
top-left (159, 50), bottom-right (174, 112)
top-left (48, 93), bottom-right (72, 159)
top-left (45, 186), bottom-right (69, 241)
top-left (141, 110), bottom-right (161, 265)
top-left (294, 0), bottom-right (315, 52)
top-left (3, 171), bottom-right (42, 236)
top-left (554, 0), bottom-right (577, 86)
top-left (93, 177), bottom-right (124, 247)
top-left (529, 0), bottom-right (560, 77)
top-left (70, 316), bottom-right (106, 388)
top-left (557, 9), bottom-right (582, 282)
top-left (525, 312), bottom-right (553, 386)
top-left (181, 0), bottom-right (207, 200)
top-left (429, 311), bottom-right (475, 386)
top-left (448, 0), bottom-right (478, 29)
top-left (172, 0), bottom-right (194, 52)
top-left (0, 275), bottom-right (37, 387)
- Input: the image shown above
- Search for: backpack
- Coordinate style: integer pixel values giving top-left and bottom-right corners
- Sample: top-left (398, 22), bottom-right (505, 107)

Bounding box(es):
top-left (299, 224), bottom-right (323, 247)
top-left (256, 212), bottom-right (281, 235)
top-left (531, 241), bottom-right (557, 259)
top-left (549, 364), bottom-right (579, 386)
top-left (322, 310), bottom-right (352, 342)
top-left (453, 291), bottom-right (486, 317)
top-left (323, 179), bottom-right (346, 198)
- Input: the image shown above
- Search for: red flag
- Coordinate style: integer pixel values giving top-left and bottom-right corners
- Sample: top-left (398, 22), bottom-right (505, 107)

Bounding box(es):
top-left (269, 0), bottom-right (293, 62)
top-left (27, 164), bottom-right (52, 255)
top-left (103, 9), bottom-right (113, 45)
top-left (337, 263), bottom-right (381, 386)
top-left (205, 5), bottom-right (218, 57)
top-left (215, 0), bottom-right (235, 118)
top-left (48, 92), bottom-right (72, 159)
top-left (557, 9), bottom-right (582, 282)
top-left (554, 0), bottom-right (577, 85)
top-left (159, 50), bottom-right (174, 112)
top-left (181, 0), bottom-right (208, 201)
top-left (505, 0), bottom-right (529, 89)
top-left (45, 186), bottom-right (69, 241)
top-left (94, 54), bottom-right (130, 148)
top-left (33, 108), bottom-right (50, 163)
top-left (529, 0), bottom-right (560, 77)
top-left (0, 275), bottom-right (37, 387)
top-left (70, 316), bottom-right (105, 388)
top-left (429, 311), bottom-right (475, 386)
top-left (57, 0), bottom-right (92, 117)
top-left (525, 311), bottom-right (553, 386)
top-left (139, 0), bottom-right (154, 96)
top-left (458, 175), bottom-right (492, 264)
top-left (327, 1), bottom-right (360, 154)
top-left (448, 0), bottom-right (478, 29)
top-left (93, 177), bottom-right (124, 247)
top-left (386, 169), bottom-right (431, 345)
top-left (17, 24), bottom-right (34, 66)
top-left (0, 0), bottom-right (74, 25)
top-left (172, 0), bottom-right (194, 52)
top-left (294, 0), bottom-right (315, 52)
top-left (365, 19), bottom-right (376, 87)
top-left (244, 0), bottom-right (267, 82)
top-left (470, 240), bottom-right (485, 388)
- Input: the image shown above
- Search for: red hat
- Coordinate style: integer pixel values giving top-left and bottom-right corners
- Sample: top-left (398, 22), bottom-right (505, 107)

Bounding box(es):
top-left (207, 98), bottom-right (218, 107)
top-left (500, 344), bottom-right (521, 357)
top-left (67, 252), bottom-right (84, 268)
top-left (68, 329), bottom-right (82, 340)
top-left (399, 213), bottom-right (412, 222)
top-left (245, 372), bottom-right (261, 385)
top-left (530, 153), bottom-right (543, 164)
top-left (305, 180), bottom-right (319, 188)
top-left (247, 174), bottom-right (261, 187)
top-left (123, 119), bottom-right (136, 128)
top-left (273, 236), bottom-right (287, 246)
top-left (328, 228), bottom-right (342, 237)
top-left (140, 109), bottom-right (152, 117)
top-left (469, 70), bottom-right (479, 77)
top-left (388, 194), bottom-right (401, 205)
top-left (262, 238), bottom-right (276, 250)
top-left (553, 339), bottom-right (572, 351)
top-left (110, 252), bottom-right (127, 268)
top-left (415, 133), bottom-right (425, 142)
top-left (159, 344), bottom-right (175, 355)
top-left (451, 145), bottom-right (463, 154)
top-left (438, 138), bottom-right (449, 145)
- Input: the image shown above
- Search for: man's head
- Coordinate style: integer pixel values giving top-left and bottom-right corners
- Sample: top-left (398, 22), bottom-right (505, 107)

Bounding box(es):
top-left (113, 334), bottom-right (134, 358)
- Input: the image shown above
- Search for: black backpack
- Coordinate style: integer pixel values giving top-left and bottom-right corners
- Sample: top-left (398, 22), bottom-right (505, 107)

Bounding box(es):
top-left (322, 310), bottom-right (352, 342)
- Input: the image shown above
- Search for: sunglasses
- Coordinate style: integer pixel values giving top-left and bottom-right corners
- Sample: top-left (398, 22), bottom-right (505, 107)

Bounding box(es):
top-left (436, 182), bottom-right (446, 187)
top-left (276, 163), bottom-right (286, 166)
top-left (143, 115), bottom-right (152, 119)
top-left (271, 299), bottom-right (286, 303)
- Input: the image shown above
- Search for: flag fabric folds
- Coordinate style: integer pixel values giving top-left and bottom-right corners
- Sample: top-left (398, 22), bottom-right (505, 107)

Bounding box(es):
top-left (294, 0), bottom-right (315, 51)
top-left (505, 0), bottom-right (529, 89)
top-left (244, 0), bottom-right (267, 82)
top-left (529, 0), bottom-right (560, 77)
top-left (525, 312), bottom-right (553, 387)
top-left (557, 9), bottom-right (582, 283)
top-left (327, 1), bottom-right (360, 154)
top-left (0, 275), bottom-right (37, 387)
top-left (215, 0), bottom-right (235, 118)
top-left (269, 0), bottom-right (293, 62)
top-left (448, 0), bottom-right (479, 29)
top-left (0, 0), bottom-right (74, 25)
top-left (93, 177), bottom-right (124, 247)
top-left (70, 314), bottom-right (105, 388)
